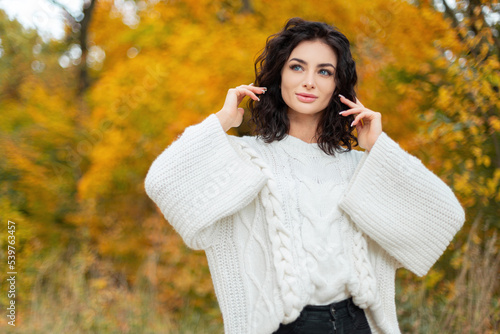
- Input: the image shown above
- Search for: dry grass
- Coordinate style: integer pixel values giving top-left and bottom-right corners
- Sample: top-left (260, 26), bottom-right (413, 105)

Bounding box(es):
top-left (0, 243), bottom-right (224, 334)
top-left (397, 214), bottom-right (500, 334)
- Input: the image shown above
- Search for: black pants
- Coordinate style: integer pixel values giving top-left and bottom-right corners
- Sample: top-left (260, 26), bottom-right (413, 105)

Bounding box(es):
top-left (272, 298), bottom-right (372, 334)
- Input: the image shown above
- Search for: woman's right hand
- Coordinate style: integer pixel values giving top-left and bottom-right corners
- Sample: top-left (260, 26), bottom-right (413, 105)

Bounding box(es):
top-left (216, 84), bottom-right (267, 132)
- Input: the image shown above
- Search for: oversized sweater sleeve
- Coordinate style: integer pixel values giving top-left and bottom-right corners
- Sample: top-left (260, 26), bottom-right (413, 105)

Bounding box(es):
top-left (339, 132), bottom-right (465, 277)
top-left (144, 114), bottom-right (268, 250)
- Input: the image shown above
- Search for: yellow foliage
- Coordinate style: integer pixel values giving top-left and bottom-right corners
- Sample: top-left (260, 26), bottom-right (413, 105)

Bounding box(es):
top-left (424, 270), bottom-right (444, 290)
top-left (489, 116), bottom-right (500, 132)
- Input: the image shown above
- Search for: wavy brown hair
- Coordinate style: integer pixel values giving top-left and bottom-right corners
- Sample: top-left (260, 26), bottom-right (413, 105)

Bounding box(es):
top-left (248, 17), bottom-right (358, 155)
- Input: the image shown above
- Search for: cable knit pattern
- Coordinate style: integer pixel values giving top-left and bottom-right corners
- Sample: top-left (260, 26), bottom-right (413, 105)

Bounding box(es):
top-left (349, 222), bottom-right (381, 310)
top-left (234, 140), bottom-right (303, 323)
top-left (144, 114), bottom-right (465, 334)
top-left (275, 137), bottom-right (353, 306)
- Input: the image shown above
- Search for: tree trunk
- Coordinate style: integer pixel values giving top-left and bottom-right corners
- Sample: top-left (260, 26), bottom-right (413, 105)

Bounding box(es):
top-left (77, 0), bottom-right (97, 95)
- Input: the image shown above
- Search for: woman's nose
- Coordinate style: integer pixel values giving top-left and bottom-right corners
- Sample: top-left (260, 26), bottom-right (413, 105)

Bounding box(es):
top-left (302, 75), bottom-right (315, 89)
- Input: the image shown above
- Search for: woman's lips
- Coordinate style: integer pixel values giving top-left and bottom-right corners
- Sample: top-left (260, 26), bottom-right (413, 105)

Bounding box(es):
top-left (296, 93), bottom-right (318, 103)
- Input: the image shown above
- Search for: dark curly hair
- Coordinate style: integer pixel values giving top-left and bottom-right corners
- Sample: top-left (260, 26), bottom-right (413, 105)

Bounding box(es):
top-left (248, 17), bottom-right (358, 155)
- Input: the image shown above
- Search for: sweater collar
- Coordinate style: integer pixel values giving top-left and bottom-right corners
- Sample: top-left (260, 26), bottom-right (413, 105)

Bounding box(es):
top-left (275, 134), bottom-right (326, 156)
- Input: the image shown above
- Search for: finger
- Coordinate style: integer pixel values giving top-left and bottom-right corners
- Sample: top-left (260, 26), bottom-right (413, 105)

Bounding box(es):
top-left (351, 111), bottom-right (373, 127)
top-left (339, 107), bottom-right (365, 116)
top-left (339, 94), bottom-right (365, 110)
top-left (239, 84), bottom-right (267, 95)
top-left (338, 94), bottom-right (358, 107)
top-left (233, 87), bottom-right (261, 101)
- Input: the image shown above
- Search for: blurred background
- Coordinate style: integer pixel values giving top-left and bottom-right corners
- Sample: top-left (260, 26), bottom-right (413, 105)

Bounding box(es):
top-left (0, 0), bottom-right (498, 333)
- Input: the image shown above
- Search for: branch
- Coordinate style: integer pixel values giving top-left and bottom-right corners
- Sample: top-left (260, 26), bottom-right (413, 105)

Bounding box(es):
top-left (47, 0), bottom-right (97, 95)
top-left (239, 0), bottom-right (254, 13)
top-left (469, 0), bottom-right (500, 55)
top-left (442, 0), bottom-right (460, 29)
top-left (46, 0), bottom-right (78, 27)
top-left (441, 0), bottom-right (484, 59)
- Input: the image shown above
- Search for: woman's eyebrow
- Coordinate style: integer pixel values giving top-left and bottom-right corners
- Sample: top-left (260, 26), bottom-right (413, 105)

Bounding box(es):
top-left (318, 63), bottom-right (336, 69)
top-left (289, 58), bottom-right (336, 69)
top-left (289, 57), bottom-right (307, 65)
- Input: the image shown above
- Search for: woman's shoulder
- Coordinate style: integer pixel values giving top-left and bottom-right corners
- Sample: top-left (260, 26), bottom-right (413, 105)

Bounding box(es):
top-left (227, 134), bottom-right (268, 158)
top-left (229, 134), bottom-right (265, 147)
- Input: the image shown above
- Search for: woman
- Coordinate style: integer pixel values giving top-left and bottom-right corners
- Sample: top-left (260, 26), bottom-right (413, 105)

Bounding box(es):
top-left (145, 18), bottom-right (465, 334)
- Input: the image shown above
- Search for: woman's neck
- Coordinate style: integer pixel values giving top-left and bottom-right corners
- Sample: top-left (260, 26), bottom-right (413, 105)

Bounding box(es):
top-left (287, 110), bottom-right (321, 143)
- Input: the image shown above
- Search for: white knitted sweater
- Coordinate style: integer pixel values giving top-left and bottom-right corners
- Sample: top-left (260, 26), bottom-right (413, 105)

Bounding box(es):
top-left (144, 114), bottom-right (465, 334)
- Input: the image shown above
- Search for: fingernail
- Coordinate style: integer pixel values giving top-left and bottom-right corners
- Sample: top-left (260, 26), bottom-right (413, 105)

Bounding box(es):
top-left (339, 94), bottom-right (345, 99)
top-left (249, 83), bottom-right (254, 86)
top-left (339, 111), bottom-right (344, 115)
top-left (350, 121), bottom-right (355, 127)
top-left (257, 97), bottom-right (260, 101)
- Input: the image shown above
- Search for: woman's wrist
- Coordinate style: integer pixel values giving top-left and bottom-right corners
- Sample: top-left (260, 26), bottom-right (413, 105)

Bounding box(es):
top-left (216, 110), bottom-right (233, 132)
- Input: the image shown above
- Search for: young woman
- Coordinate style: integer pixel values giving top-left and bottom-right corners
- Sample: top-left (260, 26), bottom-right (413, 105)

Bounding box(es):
top-left (145, 18), bottom-right (465, 334)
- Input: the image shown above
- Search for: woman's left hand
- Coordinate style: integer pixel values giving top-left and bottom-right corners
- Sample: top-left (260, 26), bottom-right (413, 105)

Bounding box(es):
top-left (339, 95), bottom-right (382, 152)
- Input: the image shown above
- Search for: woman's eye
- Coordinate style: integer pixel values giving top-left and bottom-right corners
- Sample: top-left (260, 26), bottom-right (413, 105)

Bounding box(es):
top-left (319, 69), bottom-right (333, 76)
top-left (290, 64), bottom-right (303, 71)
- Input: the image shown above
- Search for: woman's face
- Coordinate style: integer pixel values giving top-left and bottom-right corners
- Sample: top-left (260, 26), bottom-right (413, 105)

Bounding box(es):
top-left (280, 39), bottom-right (337, 119)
